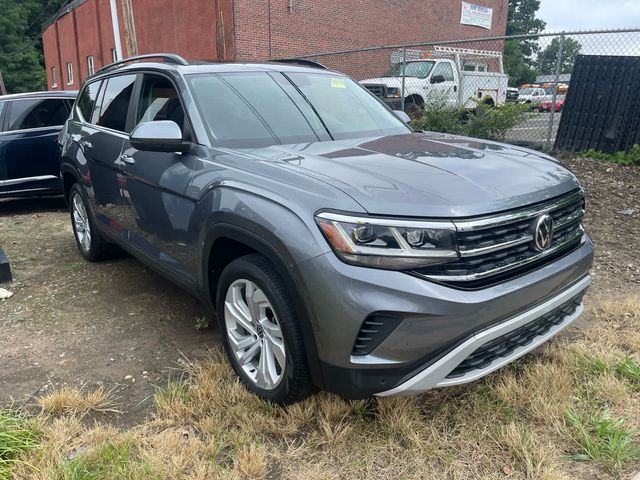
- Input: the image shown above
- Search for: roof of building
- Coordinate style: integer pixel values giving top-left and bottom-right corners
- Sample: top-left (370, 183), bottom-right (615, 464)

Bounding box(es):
top-left (0, 90), bottom-right (78, 100)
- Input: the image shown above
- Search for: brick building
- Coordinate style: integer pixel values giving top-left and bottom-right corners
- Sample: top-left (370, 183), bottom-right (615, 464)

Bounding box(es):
top-left (42, 0), bottom-right (508, 91)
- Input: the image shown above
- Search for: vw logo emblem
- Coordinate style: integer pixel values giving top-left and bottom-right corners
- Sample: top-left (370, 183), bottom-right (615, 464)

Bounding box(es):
top-left (533, 214), bottom-right (554, 251)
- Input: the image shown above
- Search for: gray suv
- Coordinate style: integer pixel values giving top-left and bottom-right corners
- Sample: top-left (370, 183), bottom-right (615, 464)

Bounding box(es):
top-left (60, 54), bottom-right (593, 404)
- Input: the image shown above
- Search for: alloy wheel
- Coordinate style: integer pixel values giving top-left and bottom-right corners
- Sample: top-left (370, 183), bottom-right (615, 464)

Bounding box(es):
top-left (72, 193), bottom-right (92, 253)
top-left (224, 279), bottom-right (286, 390)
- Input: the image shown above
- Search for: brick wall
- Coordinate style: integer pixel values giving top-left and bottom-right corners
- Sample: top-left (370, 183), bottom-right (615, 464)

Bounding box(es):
top-left (233, 0), bottom-right (509, 61)
top-left (42, 0), bottom-right (508, 90)
top-left (42, 0), bottom-right (234, 90)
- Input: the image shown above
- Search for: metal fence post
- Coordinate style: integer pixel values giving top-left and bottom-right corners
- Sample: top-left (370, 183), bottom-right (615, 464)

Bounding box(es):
top-left (546, 32), bottom-right (565, 150)
top-left (400, 47), bottom-right (407, 112)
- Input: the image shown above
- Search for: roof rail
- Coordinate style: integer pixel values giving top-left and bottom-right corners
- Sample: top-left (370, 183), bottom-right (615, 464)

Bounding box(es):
top-left (271, 58), bottom-right (327, 70)
top-left (95, 53), bottom-right (189, 76)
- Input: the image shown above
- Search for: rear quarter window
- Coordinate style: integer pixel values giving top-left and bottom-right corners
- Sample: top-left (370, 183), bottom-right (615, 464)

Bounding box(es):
top-left (77, 80), bottom-right (103, 123)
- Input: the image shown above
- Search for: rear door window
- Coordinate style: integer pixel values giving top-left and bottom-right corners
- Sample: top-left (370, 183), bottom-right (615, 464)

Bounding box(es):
top-left (77, 80), bottom-right (103, 123)
top-left (97, 74), bottom-right (137, 133)
top-left (6, 98), bottom-right (71, 131)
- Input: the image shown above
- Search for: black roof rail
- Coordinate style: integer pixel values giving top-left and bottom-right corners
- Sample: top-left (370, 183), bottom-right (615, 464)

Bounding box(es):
top-left (271, 58), bottom-right (327, 70)
top-left (95, 53), bottom-right (189, 76)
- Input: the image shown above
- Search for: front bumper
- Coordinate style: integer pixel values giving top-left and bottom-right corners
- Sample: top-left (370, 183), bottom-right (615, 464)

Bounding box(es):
top-left (377, 275), bottom-right (589, 395)
top-left (295, 235), bottom-right (594, 398)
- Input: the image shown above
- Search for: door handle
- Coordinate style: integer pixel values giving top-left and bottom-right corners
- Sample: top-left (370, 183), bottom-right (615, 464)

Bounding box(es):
top-left (80, 140), bottom-right (92, 150)
top-left (120, 154), bottom-right (135, 165)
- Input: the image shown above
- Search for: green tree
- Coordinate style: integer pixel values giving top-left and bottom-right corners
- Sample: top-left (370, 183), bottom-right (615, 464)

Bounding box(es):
top-left (0, 0), bottom-right (67, 93)
top-left (536, 37), bottom-right (582, 75)
top-left (503, 0), bottom-right (546, 87)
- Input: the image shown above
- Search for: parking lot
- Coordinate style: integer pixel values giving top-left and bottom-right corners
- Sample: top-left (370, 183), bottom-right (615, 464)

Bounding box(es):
top-left (506, 111), bottom-right (562, 148)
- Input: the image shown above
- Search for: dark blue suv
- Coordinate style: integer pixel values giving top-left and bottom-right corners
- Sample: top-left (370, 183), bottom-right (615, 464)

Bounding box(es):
top-left (0, 91), bottom-right (76, 198)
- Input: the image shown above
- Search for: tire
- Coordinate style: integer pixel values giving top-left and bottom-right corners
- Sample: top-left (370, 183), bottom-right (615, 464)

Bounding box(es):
top-left (69, 183), bottom-right (115, 262)
top-left (216, 254), bottom-right (313, 404)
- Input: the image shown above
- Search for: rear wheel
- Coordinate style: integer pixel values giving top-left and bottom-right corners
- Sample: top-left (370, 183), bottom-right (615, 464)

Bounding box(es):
top-left (69, 183), bottom-right (115, 262)
top-left (217, 254), bottom-right (313, 404)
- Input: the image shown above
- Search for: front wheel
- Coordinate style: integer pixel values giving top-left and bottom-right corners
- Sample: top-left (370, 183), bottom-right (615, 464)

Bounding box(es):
top-left (217, 254), bottom-right (313, 404)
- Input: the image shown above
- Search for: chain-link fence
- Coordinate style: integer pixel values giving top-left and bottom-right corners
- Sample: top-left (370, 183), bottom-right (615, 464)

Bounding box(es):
top-left (288, 28), bottom-right (640, 151)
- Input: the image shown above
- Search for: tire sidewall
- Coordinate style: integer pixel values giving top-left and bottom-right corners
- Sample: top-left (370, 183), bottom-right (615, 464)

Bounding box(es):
top-left (216, 258), bottom-right (300, 403)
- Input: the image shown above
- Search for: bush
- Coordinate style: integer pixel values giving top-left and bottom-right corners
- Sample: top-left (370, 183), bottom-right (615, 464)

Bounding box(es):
top-left (410, 100), bottom-right (529, 142)
top-left (580, 145), bottom-right (640, 165)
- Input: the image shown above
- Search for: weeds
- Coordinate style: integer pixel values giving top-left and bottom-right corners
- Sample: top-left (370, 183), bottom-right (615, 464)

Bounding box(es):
top-left (580, 144), bottom-right (640, 165)
top-left (565, 409), bottom-right (640, 472)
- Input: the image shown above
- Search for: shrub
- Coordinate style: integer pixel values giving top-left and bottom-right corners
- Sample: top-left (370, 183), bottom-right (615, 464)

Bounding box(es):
top-left (410, 100), bottom-right (529, 142)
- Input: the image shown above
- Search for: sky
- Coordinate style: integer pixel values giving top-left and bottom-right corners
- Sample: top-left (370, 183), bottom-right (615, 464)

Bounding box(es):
top-left (538, 0), bottom-right (640, 32)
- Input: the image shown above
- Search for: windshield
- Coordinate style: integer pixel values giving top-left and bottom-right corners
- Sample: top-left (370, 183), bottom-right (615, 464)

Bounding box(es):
top-left (187, 71), bottom-right (410, 148)
top-left (384, 61), bottom-right (435, 78)
top-left (519, 88), bottom-right (535, 95)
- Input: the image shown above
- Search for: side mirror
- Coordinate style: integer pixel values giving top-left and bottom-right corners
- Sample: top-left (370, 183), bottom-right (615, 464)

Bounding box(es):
top-left (430, 75), bottom-right (445, 84)
top-left (130, 120), bottom-right (191, 153)
top-left (393, 110), bottom-right (411, 123)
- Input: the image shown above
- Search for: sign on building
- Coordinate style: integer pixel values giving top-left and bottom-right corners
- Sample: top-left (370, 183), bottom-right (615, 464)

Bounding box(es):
top-left (460, 2), bottom-right (493, 30)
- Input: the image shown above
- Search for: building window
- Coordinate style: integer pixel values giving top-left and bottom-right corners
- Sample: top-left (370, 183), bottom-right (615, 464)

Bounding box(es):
top-left (66, 63), bottom-right (74, 85)
top-left (51, 67), bottom-right (58, 88)
top-left (111, 48), bottom-right (118, 63)
top-left (87, 56), bottom-right (95, 76)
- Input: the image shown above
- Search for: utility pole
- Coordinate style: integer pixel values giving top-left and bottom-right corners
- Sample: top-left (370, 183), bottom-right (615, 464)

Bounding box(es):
top-left (0, 70), bottom-right (7, 95)
top-left (109, 0), bottom-right (124, 61)
top-left (121, 0), bottom-right (138, 57)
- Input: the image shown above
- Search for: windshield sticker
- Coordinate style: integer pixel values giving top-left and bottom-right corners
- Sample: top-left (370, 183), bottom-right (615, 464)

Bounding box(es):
top-left (331, 78), bottom-right (347, 89)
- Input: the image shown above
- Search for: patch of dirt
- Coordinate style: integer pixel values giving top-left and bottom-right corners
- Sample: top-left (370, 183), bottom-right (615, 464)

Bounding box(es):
top-left (0, 197), bottom-right (219, 427)
top-left (0, 158), bottom-right (639, 427)
top-left (562, 158), bottom-right (640, 297)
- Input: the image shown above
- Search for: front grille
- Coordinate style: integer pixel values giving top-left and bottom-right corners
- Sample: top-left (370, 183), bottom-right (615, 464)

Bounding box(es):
top-left (413, 190), bottom-right (586, 288)
top-left (363, 84), bottom-right (386, 98)
top-left (446, 292), bottom-right (584, 379)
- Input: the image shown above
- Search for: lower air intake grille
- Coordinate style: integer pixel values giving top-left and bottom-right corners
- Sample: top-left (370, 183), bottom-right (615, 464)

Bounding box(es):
top-left (446, 292), bottom-right (584, 379)
top-left (351, 313), bottom-right (403, 356)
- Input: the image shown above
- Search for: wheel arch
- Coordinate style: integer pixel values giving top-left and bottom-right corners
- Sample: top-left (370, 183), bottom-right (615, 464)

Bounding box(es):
top-left (202, 219), bottom-right (324, 389)
top-left (60, 164), bottom-right (81, 204)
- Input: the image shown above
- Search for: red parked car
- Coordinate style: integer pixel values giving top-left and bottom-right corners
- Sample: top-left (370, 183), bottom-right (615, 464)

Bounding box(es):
top-left (538, 95), bottom-right (566, 112)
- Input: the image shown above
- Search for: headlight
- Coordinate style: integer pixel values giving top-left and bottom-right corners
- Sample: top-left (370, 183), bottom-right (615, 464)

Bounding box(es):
top-left (315, 212), bottom-right (458, 269)
top-left (386, 87), bottom-right (401, 98)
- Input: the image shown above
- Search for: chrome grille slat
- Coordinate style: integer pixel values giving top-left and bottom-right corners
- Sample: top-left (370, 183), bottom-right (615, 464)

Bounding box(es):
top-left (453, 189), bottom-right (584, 232)
top-left (424, 226), bottom-right (584, 282)
top-left (413, 190), bottom-right (586, 287)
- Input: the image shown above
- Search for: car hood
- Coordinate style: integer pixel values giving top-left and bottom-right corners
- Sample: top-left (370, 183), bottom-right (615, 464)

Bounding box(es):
top-left (360, 77), bottom-right (405, 88)
top-left (243, 132), bottom-right (581, 218)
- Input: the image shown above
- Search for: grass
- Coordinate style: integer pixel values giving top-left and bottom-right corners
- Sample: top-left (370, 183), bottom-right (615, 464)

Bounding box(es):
top-left (2, 295), bottom-right (640, 479)
top-left (37, 386), bottom-right (121, 416)
top-left (0, 410), bottom-right (40, 480)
